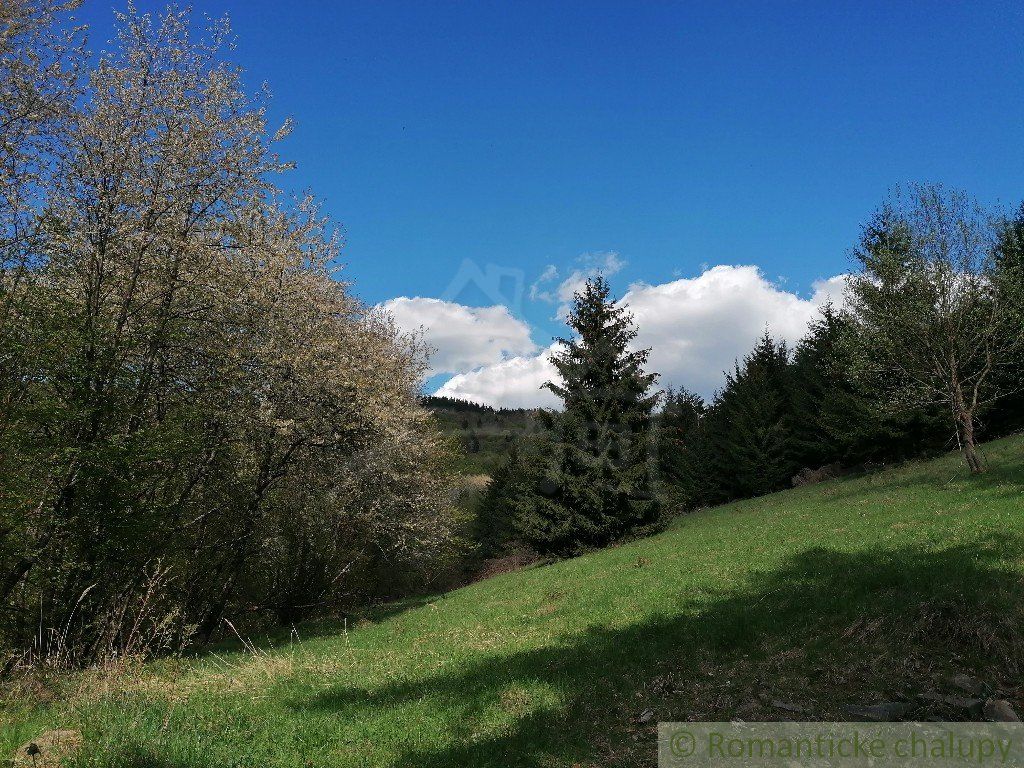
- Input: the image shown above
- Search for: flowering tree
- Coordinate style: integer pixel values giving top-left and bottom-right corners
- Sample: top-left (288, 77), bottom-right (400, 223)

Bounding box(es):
top-left (0, 4), bottom-right (459, 663)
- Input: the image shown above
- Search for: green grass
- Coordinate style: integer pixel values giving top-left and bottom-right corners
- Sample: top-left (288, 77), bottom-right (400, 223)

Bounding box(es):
top-left (3, 436), bottom-right (1024, 767)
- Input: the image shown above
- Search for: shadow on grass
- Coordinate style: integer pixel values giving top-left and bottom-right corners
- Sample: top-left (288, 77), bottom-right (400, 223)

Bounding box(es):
top-left (94, 534), bottom-right (1024, 767)
top-left (289, 534), bottom-right (1024, 768)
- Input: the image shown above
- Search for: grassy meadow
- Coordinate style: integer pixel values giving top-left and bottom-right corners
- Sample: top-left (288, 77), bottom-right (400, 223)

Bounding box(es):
top-left (3, 435), bottom-right (1023, 767)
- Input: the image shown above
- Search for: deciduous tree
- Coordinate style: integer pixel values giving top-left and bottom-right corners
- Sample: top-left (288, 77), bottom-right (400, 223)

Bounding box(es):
top-left (0, 5), bottom-right (459, 664)
top-left (847, 184), bottom-right (1023, 473)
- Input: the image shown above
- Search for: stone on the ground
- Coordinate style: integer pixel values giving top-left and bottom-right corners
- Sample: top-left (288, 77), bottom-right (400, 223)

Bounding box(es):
top-left (984, 699), bottom-right (1021, 722)
top-left (771, 699), bottom-right (806, 714)
top-left (949, 673), bottom-right (987, 696)
top-left (843, 702), bottom-right (914, 721)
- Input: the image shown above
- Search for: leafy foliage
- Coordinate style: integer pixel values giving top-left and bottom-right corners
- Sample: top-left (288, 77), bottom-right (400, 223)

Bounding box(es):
top-left (0, 4), bottom-right (459, 666)
top-left (7, 435), bottom-right (1024, 767)
top-left (846, 184), bottom-right (1024, 472)
top-left (985, 205), bottom-right (1024, 436)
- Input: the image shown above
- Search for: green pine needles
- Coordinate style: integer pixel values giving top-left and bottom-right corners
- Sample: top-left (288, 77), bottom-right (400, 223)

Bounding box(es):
top-left (513, 276), bottom-right (663, 556)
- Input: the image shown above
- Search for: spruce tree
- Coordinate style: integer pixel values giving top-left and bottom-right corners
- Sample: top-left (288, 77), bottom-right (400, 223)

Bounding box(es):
top-left (474, 435), bottom-right (548, 557)
top-left (790, 305), bottom-right (889, 467)
top-left (658, 387), bottom-right (711, 511)
top-left (705, 332), bottom-right (796, 500)
top-left (789, 304), bottom-right (948, 468)
top-left (847, 185), bottom-right (1022, 473)
top-left (515, 276), bottom-right (661, 556)
top-left (987, 205), bottom-right (1024, 436)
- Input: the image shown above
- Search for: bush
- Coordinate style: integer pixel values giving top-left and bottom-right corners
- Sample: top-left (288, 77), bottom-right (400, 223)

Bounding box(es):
top-left (0, 4), bottom-right (459, 666)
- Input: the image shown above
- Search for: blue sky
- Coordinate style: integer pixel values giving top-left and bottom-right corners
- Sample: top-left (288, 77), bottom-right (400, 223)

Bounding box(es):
top-left (77, 1), bottom-right (1024, 405)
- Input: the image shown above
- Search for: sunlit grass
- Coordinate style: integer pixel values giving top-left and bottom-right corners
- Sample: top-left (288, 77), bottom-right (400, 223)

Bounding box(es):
top-left (3, 435), bottom-right (1023, 767)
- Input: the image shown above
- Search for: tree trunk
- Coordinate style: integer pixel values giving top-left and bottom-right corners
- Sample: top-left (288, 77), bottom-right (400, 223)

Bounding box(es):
top-left (958, 411), bottom-right (985, 474)
top-left (950, 374), bottom-right (986, 474)
top-left (197, 573), bottom-right (235, 642)
top-left (0, 555), bottom-right (35, 602)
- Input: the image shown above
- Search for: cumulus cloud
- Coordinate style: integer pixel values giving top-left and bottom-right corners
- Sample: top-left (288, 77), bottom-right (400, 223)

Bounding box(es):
top-left (433, 343), bottom-right (562, 409)
top-left (625, 265), bottom-right (847, 397)
top-left (554, 251), bottom-right (626, 318)
top-left (432, 265), bottom-right (849, 408)
top-left (808, 274), bottom-right (850, 307)
top-left (378, 297), bottom-right (537, 376)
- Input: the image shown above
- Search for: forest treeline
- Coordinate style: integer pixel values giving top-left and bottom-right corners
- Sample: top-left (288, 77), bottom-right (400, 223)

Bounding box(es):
top-left (479, 192), bottom-right (1024, 557)
top-left (0, 4), bottom-right (462, 668)
top-left (422, 396), bottom-right (542, 474)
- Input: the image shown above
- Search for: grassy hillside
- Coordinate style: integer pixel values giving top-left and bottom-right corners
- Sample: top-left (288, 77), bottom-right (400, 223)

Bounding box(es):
top-left (3, 435), bottom-right (1023, 767)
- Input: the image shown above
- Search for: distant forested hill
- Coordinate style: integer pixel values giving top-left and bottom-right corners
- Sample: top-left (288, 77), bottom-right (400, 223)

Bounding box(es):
top-left (423, 396), bottom-right (542, 474)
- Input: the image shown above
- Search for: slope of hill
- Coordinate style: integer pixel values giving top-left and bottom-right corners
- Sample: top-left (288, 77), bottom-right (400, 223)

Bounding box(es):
top-left (424, 395), bottom-right (542, 474)
top-left (4, 435), bottom-right (1023, 767)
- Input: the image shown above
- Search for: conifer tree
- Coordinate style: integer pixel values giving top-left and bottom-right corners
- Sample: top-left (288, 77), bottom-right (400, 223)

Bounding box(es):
top-left (706, 332), bottom-right (795, 499)
top-left (847, 185), bottom-right (1023, 473)
top-left (790, 305), bottom-right (895, 467)
top-left (475, 434), bottom-right (551, 557)
top-left (790, 304), bottom-right (948, 468)
top-left (987, 205), bottom-right (1024, 436)
top-left (515, 276), bottom-right (661, 555)
top-left (658, 387), bottom-right (710, 511)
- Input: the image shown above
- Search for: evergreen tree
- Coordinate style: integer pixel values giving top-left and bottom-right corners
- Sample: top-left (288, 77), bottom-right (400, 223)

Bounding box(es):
top-left (657, 387), bottom-right (711, 511)
top-left (986, 204), bottom-right (1024, 436)
top-left (474, 438), bottom-right (546, 557)
top-left (790, 305), bottom-right (856, 467)
top-left (706, 332), bottom-right (796, 500)
top-left (792, 304), bottom-right (949, 468)
top-left (515, 276), bottom-right (662, 556)
top-left (847, 185), bottom-right (1022, 473)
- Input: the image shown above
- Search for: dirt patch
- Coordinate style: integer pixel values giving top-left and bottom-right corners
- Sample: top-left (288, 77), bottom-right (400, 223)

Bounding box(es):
top-left (462, 474), bottom-right (492, 489)
top-left (13, 729), bottom-right (82, 767)
top-left (474, 552), bottom-right (538, 581)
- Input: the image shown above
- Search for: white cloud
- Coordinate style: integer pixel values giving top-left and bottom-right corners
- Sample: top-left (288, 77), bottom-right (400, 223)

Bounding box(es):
top-left (378, 297), bottom-right (537, 376)
top-left (528, 264), bottom-right (559, 302)
top-left (434, 343), bottom-right (562, 409)
top-left (554, 251), bottom-right (626, 318)
top-left (809, 274), bottom-right (850, 307)
top-left (431, 265), bottom-right (849, 408)
top-left (624, 265), bottom-right (848, 398)
top-left (528, 251), bottom-right (626, 318)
